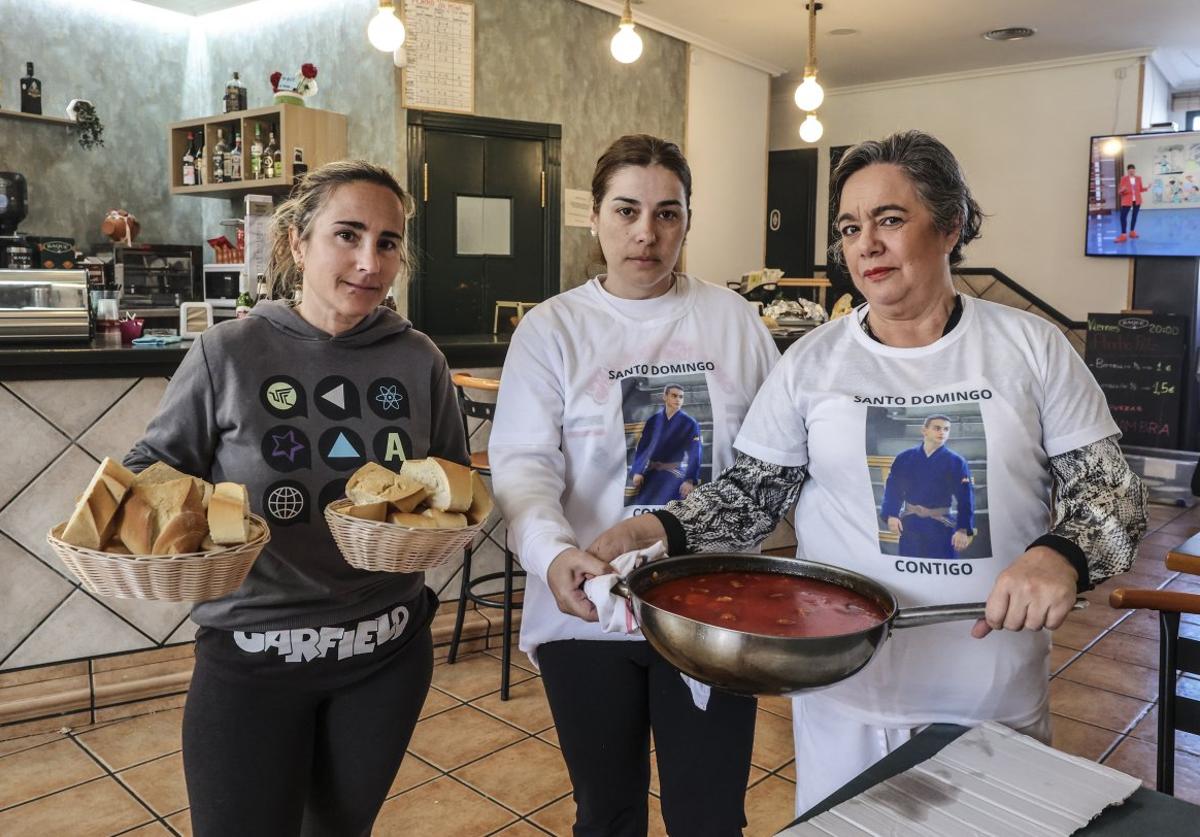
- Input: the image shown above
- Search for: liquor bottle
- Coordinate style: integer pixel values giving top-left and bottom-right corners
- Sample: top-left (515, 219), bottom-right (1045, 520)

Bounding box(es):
top-left (223, 71), bottom-right (247, 113)
top-left (263, 131), bottom-right (279, 179)
top-left (250, 125), bottom-right (263, 181)
top-left (255, 274), bottom-right (270, 303)
top-left (382, 287), bottom-right (398, 311)
top-left (20, 62), bottom-right (42, 115)
top-left (194, 133), bottom-right (205, 186)
top-left (229, 133), bottom-right (243, 181)
top-left (181, 132), bottom-right (197, 187)
top-left (212, 129), bottom-right (227, 184)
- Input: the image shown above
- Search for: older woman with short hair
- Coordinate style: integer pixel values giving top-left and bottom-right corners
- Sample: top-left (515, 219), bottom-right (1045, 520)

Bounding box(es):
top-left (591, 130), bottom-right (1148, 814)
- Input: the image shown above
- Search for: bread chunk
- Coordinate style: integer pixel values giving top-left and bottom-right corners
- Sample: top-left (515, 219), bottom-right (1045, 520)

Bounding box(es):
top-left (61, 458), bottom-right (136, 549)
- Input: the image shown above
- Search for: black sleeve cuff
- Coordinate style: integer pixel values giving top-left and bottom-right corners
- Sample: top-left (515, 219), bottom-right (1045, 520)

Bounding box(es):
top-left (651, 510), bottom-right (689, 556)
top-left (1028, 534), bottom-right (1091, 593)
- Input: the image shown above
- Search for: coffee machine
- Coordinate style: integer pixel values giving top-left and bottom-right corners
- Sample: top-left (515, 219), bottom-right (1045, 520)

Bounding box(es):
top-left (0, 172), bottom-right (34, 270)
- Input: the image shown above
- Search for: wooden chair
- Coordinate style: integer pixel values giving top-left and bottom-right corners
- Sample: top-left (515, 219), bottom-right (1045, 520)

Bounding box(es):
top-left (447, 373), bottom-right (525, 700)
top-left (1109, 546), bottom-right (1200, 795)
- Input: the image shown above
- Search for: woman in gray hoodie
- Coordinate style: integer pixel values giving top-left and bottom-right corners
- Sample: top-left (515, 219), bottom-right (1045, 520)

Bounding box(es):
top-left (125, 160), bottom-right (467, 837)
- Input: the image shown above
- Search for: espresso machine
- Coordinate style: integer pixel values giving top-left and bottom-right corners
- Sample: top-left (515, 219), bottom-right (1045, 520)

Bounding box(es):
top-left (0, 172), bottom-right (35, 270)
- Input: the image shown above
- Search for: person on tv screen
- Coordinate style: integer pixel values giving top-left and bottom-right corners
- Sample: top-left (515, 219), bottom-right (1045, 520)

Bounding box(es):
top-left (1115, 164), bottom-right (1149, 243)
top-left (628, 383), bottom-right (703, 504)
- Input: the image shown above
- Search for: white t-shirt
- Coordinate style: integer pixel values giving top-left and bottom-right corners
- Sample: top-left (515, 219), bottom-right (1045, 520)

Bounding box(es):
top-left (491, 274), bottom-right (780, 655)
top-left (735, 295), bottom-right (1118, 728)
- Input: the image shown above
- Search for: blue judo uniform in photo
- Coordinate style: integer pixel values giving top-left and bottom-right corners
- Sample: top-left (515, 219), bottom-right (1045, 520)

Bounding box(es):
top-left (880, 443), bottom-right (975, 559)
top-left (628, 408), bottom-right (703, 505)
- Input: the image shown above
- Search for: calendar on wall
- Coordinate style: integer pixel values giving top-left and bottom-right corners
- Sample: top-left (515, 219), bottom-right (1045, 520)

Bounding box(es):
top-left (401, 0), bottom-right (475, 114)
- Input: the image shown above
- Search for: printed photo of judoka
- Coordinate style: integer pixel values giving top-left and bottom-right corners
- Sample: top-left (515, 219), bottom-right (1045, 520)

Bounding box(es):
top-left (625, 382), bottom-right (703, 506)
top-left (879, 413), bottom-right (976, 559)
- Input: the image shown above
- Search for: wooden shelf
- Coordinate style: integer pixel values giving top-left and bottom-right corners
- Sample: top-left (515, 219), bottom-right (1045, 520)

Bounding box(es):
top-left (167, 104), bottom-right (346, 198)
top-left (0, 109), bottom-right (74, 127)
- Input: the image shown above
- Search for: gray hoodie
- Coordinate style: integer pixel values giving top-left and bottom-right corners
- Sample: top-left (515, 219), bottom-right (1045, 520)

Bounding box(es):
top-left (125, 301), bottom-right (468, 631)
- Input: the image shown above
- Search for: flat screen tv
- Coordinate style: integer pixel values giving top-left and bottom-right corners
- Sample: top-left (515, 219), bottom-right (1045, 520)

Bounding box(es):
top-left (1086, 130), bottom-right (1200, 257)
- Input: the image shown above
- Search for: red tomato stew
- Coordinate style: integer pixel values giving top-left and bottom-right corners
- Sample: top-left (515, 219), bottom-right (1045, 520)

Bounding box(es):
top-left (641, 571), bottom-right (888, 637)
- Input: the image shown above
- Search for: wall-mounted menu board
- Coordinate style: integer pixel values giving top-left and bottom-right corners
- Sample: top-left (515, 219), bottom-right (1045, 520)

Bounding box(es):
top-left (1085, 312), bottom-right (1188, 448)
top-left (402, 0), bottom-right (475, 114)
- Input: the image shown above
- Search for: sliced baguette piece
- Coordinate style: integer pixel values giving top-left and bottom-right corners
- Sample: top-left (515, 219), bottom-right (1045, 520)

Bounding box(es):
top-left (400, 457), bottom-right (473, 512)
top-left (344, 501), bottom-right (389, 522)
top-left (115, 491), bottom-right (155, 554)
top-left (466, 471), bottom-right (493, 525)
top-left (208, 482), bottom-right (250, 545)
top-left (387, 511), bottom-right (442, 529)
top-left (139, 477), bottom-right (204, 536)
top-left (419, 508), bottom-right (468, 529)
top-left (346, 462), bottom-right (427, 511)
top-left (61, 457), bottom-right (136, 550)
top-left (134, 461), bottom-right (214, 510)
top-left (152, 510), bottom-right (209, 554)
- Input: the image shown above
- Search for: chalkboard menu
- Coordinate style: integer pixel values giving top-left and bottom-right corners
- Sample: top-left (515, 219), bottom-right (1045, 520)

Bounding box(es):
top-left (1085, 313), bottom-right (1188, 448)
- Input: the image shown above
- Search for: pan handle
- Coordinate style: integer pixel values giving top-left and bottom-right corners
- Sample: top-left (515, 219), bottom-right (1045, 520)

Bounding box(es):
top-left (892, 597), bottom-right (1088, 630)
top-left (612, 579), bottom-right (632, 600)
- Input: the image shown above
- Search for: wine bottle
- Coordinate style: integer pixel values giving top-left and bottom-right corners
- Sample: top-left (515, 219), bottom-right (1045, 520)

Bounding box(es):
top-left (212, 129), bottom-right (227, 184)
top-left (194, 133), bottom-right (205, 186)
top-left (224, 71), bottom-right (247, 113)
top-left (182, 132), bottom-right (197, 187)
top-left (263, 131), bottom-right (279, 179)
top-left (229, 133), bottom-right (243, 181)
top-left (250, 125), bottom-right (263, 181)
top-left (20, 62), bottom-right (42, 115)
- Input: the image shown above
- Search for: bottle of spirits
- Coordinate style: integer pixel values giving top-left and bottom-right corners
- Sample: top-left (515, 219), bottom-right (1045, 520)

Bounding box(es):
top-left (255, 274), bottom-right (270, 303)
top-left (229, 133), bottom-right (243, 181)
top-left (194, 133), bottom-right (205, 186)
top-left (212, 129), bottom-right (227, 184)
top-left (182, 132), bottom-right (197, 186)
top-left (292, 147), bottom-right (308, 181)
top-left (263, 131), bottom-right (279, 179)
top-left (250, 125), bottom-right (263, 181)
top-left (223, 71), bottom-right (247, 113)
top-left (20, 62), bottom-right (42, 115)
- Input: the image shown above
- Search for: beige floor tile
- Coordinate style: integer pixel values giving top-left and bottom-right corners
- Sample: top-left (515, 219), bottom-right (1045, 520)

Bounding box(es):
top-left (118, 751), bottom-right (188, 816)
top-left (493, 820), bottom-right (553, 835)
top-left (485, 643), bottom-right (539, 674)
top-left (1050, 714), bottom-right (1122, 761)
top-left (375, 775), bottom-right (516, 835)
top-left (0, 710), bottom-right (94, 742)
top-left (0, 730), bottom-right (62, 758)
top-left (747, 765), bottom-right (771, 787)
top-left (1102, 735), bottom-right (1200, 804)
top-left (1113, 609), bottom-right (1163, 640)
top-left (432, 652), bottom-right (533, 701)
top-left (1057, 653), bottom-right (1159, 701)
top-left (1049, 679), bottom-right (1149, 733)
top-left (1049, 644), bottom-right (1079, 675)
top-left (454, 737), bottom-right (571, 815)
top-left (121, 822), bottom-right (172, 835)
top-left (537, 727), bottom-right (560, 749)
top-left (751, 708), bottom-right (795, 771)
top-left (0, 737), bottom-right (105, 809)
top-left (95, 693), bottom-right (188, 724)
top-left (407, 705), bottom-right (526, 771)
top-left (473, 676), bottom-right (554, 734)
top-left (419, 685), bottom-right (461, 720)
top-left (1087, 631), bottom-right (1161, 669)
top-left (744, 774), bottom-right (796, 837)
top-left (777, 759), bottom-right (796, 782)
top-left (1052, 618), bottom-right (1107, 650)
top-left (648, 793), bottom-right (667, 836)
top-left (76, 709), bottom-right (183, 771)
top-left (1065, 603), bottom-right (1127, 631)
top-left (387, 753), bottom-right (440, 797)
top-left (1129, 705), bottom-right (1200, 755)
top-left (0, 776), bottom-right (153, 835)
top-left (528, 794), bottom-right (576, 834)
top-left (758, 694), bottom-right (792, 719)
top-left (166, 809), bottom-right (192, 836)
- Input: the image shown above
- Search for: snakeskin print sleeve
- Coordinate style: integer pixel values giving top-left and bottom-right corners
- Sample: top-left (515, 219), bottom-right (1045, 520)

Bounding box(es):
top-left (664, 451), bottom-right (808, 553)
top-left (1047, 434), bottom-right (1148, 585)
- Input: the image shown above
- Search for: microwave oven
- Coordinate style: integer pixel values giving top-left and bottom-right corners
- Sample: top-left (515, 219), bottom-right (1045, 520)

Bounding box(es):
top-left (204, 264), bottom-right (247, 308)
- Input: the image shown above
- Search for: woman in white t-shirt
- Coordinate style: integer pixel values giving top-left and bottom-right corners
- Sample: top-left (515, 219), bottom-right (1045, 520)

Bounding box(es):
top-left (490, 135), bottom-right (779, 835)
top-left (592, 130), bottom-right (1149, 815)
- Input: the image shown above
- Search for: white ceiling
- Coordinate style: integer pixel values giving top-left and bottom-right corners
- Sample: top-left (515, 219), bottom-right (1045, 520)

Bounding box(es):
top-left (141, 0), bottom-right (1200, 89)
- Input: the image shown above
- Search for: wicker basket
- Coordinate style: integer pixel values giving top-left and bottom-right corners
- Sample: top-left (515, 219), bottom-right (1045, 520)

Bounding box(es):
top-left (47, 514), bottom-right (271, 602)
top-left (325, 499), bottom-right (484, 573)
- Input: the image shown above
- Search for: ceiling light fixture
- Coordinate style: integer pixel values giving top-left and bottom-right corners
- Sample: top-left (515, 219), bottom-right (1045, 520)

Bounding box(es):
top-left (828, 28), bottom-right (857, 36)
top-left (611, 0), bottom-right (644, 64)
top-left (368, 1), bottom-right (406, 52)
top-left (795, 2), bottom-right (824, 143)
top-left (982, 26), bottom-right (1036, 42)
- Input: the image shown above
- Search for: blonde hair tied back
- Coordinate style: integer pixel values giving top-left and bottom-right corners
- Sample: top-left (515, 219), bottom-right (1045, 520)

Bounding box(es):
top-left (265, 160), bottom-right (416, 300)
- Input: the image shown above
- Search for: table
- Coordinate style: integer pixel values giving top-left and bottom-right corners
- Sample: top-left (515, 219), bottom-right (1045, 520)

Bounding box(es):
top-left (786, 724), bottom-right (1197, 834)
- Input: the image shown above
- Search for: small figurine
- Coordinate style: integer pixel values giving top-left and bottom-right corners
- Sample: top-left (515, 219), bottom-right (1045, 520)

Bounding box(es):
top-left (101, 209), bottom-right (141, 246)
top-left (269, 63), bottom-right (318, 106)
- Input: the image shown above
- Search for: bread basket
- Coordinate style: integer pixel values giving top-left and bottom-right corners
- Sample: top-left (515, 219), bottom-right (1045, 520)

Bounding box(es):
top-left (325, 499), bottom-right (484, 573)
top-left (47, 514), bottom-right (270, 602)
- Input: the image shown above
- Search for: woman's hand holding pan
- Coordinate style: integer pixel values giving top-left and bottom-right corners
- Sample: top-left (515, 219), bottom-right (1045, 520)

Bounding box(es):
top-left (972, 546), bottom-right (1079, 638)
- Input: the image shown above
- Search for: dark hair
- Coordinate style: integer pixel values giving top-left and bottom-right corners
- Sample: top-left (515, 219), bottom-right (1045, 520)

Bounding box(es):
top-left (923, 414), bottom-right (952, 427)
top-left (267, 160), bottom-right (415, 299)
top-left (1127, 164), bottom-right (1137, 170)
top-left (591, 134), bottom-right (692, 212)
top-left (828, 130), bottom-right (983, 268)
top-left (663, 384), bottom-right (684, 396)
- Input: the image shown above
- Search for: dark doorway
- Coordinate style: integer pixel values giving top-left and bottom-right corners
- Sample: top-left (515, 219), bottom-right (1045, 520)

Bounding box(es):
top-left (766, 148), bottom-right (818, 279)
top-left (825, 144), bottom-right (862, 307)
top-left (407, 112), bottom-right (561, 335)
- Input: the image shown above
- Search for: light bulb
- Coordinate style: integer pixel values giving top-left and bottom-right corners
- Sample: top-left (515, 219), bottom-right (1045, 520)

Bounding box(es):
top-left (793, 75), bottom-right (824, 111)
top-left (611, 23), bottom-right (643, 64)
top-left (367, 5), bottom-right (406, 52)
top-left (1101, 137), bottom-right (1123, 156)
top-left (799, 113), bottom-right (824, 143)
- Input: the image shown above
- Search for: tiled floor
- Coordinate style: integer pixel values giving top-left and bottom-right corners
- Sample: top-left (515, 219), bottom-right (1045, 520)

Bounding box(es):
top-left (3, 502), bottom-right (1200, 835)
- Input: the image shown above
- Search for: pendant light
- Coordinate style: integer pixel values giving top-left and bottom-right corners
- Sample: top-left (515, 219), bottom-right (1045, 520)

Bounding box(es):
top-left (368, 1), bottom-right (406, 52)
top-left (611, 0), bottom-right (644, 64)
top-left (795, 1), bottom-right (825, 143)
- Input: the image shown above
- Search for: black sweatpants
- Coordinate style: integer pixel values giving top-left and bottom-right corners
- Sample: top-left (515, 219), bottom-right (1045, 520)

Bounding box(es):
top-left (538, 639), bottom-right (757, 837)
top-left (182, 598), bottom-right (434, 837)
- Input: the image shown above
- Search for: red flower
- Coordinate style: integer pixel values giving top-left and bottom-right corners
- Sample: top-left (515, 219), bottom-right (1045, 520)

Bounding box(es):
top-left (269, 71), bottom-right (282, 92)
top-left (301, 63), bottom-right (318, 79)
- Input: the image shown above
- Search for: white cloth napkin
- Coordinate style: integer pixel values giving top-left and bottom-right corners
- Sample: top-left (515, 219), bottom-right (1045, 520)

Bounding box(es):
top-left (584, 541), bottom-right (712, 710)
